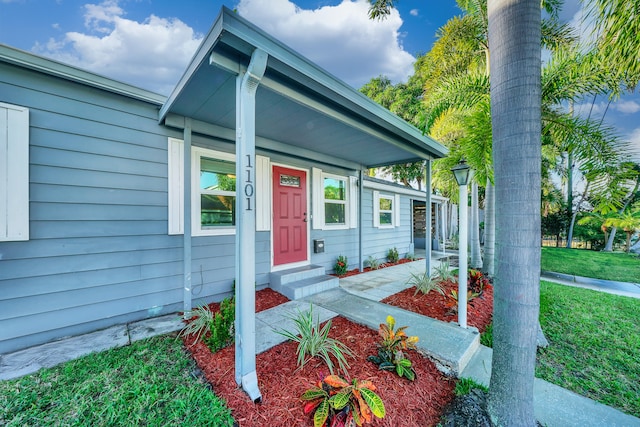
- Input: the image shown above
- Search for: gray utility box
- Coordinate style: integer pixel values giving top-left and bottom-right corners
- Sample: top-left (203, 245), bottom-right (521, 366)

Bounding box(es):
top-left (313, 239), bottom-right (325, 253)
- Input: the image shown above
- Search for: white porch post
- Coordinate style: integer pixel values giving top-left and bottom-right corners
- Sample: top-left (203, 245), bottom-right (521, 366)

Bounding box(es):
top-left (425, 160), bottom-right (432, 275)
top-left (234, 48), bottom-right (267, 403)
top-left (183, 119), bottom-right (192, 318)
top-left (358, 169), bottom-right (364, 272)
top-left (458, 183), bottom-right (469, 329)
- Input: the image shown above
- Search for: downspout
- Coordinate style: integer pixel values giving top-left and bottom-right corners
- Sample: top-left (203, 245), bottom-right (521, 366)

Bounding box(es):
top-left (234, 48), bottom-right (268, 403)
top-left (425, 160), bottom-right (432, 275)
top-left (358, 169), bottom-right (364, 272)
top-left (183, 119), bottom-right (193, 318)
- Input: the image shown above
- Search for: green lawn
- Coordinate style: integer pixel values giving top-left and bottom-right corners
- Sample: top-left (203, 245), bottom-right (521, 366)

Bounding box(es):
top-left (0, 335), bottom-right (234, 426)
top-left (479, 281), bottom-right (640, 417)
top-left (541, 247), bottom-right (640, 283)
top-left (537, 281), bottom-right (639, 417)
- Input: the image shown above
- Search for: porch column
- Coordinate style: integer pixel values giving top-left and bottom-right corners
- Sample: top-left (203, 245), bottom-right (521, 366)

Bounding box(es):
top-left (434, 201), bottom-right (441, 250)
top-left (442, 202), bottom-right (447, 252)
top-left (183, 119), bottom-right (192, 318)
top-left (425, 160), bottom-right (432, 275)
top-left (234, 48), bottom-right (268, 403)
top-left (358, 169), bottom-right (364, 272)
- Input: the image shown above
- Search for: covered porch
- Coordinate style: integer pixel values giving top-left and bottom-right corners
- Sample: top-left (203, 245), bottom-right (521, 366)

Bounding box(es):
top-left (158, 7), bottom-right (448, 401)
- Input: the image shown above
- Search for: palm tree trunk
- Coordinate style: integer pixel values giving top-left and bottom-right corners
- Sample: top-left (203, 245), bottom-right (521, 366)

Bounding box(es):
top-left (470, 181), bottom-right (483, 268)
top-left (483, 179), bottom-right (495, 275)
top-left (486, 0), bottom-right (541, 425)
top-left (604, 227), bottom-right (617, 251)
top-left (604, 176), bottom-right (640, 251)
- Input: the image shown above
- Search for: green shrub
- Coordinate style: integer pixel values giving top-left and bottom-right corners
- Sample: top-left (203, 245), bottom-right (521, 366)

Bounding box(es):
top-left (178, 296), bottom-right (235, 353)
top-left (367, 255), bottom-right (381, 270)
top-left (334, 255), bottom-right (348, 276)
top-left (276, 304), bottom-right (353, 375)
top-left (407, 271), bottom-right (445, 296)
top-left (205, 296), bottom-right (235, 352)
top-left (368, 315), bottom-right (418, 381)
top-left (179, 304), bottom-right (216, 346)
top-left (302, 375), bottom-right (385, 426)
top-left (386, 247), bottom-right (399, 263)
top-left (433, 260), bottom-right (455, 282)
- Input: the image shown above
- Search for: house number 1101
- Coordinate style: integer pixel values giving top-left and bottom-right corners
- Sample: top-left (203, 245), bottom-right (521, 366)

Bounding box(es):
top-left (245, 154), bottom-right (254, 211)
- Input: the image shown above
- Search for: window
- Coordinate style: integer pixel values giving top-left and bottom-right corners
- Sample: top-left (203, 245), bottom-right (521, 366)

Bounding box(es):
top-left (378, 194), bottom-right (394, 226)
top-left (323, 176), bottom-right (347, 225)
top-left (192, 147), bottom-right (236, 236)
top-left (311, 168), bottom-right (356, 230)
top-left (373, 191), bottom-right (400, 228)
top-left (199, 156), bottom-right (236, 229)
top-left (168, 139), bottom-right (270, 236)
top-left (0, 102), bottom-right (29, 242)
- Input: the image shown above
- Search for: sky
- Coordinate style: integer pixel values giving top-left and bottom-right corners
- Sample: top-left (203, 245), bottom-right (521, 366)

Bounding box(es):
top-left (0, 0), bottom-right (638, 159)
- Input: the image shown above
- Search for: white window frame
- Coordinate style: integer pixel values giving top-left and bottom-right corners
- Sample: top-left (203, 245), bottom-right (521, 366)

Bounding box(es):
top-left (319, 172), bottom-right (350, 230)
top-left (373, 191), bottom-right (401, 229)
top-left (168, 138), bottom-right (270, 236)
top-left (191, 147), bottom-right (236, 236)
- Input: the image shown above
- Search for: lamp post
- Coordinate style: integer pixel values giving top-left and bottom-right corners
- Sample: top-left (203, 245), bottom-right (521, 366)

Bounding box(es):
top-left (451, 159), bottom-right (473, 329)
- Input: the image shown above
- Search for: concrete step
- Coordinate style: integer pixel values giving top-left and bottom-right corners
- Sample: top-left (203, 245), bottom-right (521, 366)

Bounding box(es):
top-left (271, 275), bottom-right (339, 300)
top-left (269, 264), bottom-right (326, 287)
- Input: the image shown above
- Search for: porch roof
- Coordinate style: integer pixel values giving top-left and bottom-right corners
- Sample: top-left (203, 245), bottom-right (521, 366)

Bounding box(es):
top-left (159, 7), bottom-right (447, 170)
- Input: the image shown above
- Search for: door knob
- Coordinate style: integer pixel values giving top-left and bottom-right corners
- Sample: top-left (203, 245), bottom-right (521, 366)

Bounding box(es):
top-left (303, 212), bottom-right (308, 222)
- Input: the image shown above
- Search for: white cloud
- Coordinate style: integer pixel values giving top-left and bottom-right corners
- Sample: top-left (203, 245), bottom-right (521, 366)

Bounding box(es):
top-left (236, 0), bottom-right (415, 87)
top-left (33, 0), bottom-right (202, 95)
top-left (410, 9), bottom-right (418, 16)
top-left (573, 100), bottom-right (608, 118)
top-left (613, 100), bottom-right (640, 114)
top-left (568, 5), bottom-right (597, 47)
top-left (32, 0), bottom-right (414, 94)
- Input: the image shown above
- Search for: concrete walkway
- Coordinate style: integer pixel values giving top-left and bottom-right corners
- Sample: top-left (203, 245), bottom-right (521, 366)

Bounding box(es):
top-left (541, 270), bottom-right (640, 299)
top-left (255, 260), bottom-right (640, 426)
top-left (2, 259), bottom-right (639, 426)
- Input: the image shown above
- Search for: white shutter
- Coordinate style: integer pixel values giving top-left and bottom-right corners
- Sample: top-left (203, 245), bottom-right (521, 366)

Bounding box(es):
top-left (394, 194), bottom-right (401, 227)
top-left (256, 155), bottom-right (271, 231)
top-left (167, 138), bottom-right (184, 235)
top-left (312, 167), bottom-right (323, 230)
top-left (373, 191), bottom-right (380, 228)
top-left (0, 102), bottom-right (29, 242)
top-left (349, 176), bottom-right (358, 229)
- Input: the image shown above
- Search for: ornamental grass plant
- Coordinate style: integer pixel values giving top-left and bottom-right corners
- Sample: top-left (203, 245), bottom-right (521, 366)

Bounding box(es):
top-left (276, 304), bottom-right (354, 375)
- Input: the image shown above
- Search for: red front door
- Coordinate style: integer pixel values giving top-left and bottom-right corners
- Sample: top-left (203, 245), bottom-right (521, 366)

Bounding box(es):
top-left (273, 166), bottom-right (308, 266)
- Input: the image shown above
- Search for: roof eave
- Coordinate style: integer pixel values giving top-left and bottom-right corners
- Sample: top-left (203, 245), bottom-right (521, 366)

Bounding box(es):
top-left (0, 44), bottom-right (166, 105)
top-left (159, 7), bottom-right (448, 161)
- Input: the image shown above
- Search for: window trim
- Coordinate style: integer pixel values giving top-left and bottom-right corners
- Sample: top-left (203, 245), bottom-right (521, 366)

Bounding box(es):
top-left (378, 193), bottom-right (395, 228)
top-left (168, 138), bottom-right (271, 236)
top-left (191, 146), bottom-right (236, 236)
top-left (373, 191), bottom-right (400, 229)
top-left (321, 172), bottom-right (350, 230)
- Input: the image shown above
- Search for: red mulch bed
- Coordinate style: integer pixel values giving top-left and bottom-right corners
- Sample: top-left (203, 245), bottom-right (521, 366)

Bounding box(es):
top-left (381, 281), bottom-right (494, 333)
top-left (333, 257), bottom-right (421, 278)
top-left (182, 287), bottom-right (459, 427)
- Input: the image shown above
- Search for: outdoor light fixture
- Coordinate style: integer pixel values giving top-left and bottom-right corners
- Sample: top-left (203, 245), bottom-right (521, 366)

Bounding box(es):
top-left (451, 158), bottom-right (472, 186)
top-left (451, 159), bottom-right (473, 329)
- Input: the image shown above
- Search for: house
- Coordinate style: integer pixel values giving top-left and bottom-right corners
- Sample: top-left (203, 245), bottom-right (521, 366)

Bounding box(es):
top-left (0, 7), bottom-right (447, 397)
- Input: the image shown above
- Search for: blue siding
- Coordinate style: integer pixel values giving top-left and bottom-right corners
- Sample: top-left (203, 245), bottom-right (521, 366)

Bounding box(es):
top-left (0, 60), bottom-right (416, 355)
top-left (310, 188), bottom-right (414, 273)
top-left (0, 62), bottom-right (268, 353)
